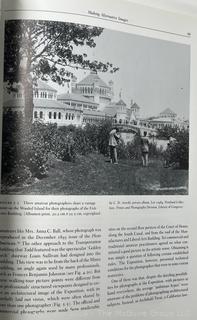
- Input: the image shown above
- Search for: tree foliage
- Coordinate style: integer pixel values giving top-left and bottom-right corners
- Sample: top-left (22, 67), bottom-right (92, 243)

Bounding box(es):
top-left (157, 125), bottom-right (181, 139)
top-left (4, 20), bottom-right (118, 85)
top-left (4, 20), bottom-right (119, 122)
top-left (159, 125), bottom-right (189, 169)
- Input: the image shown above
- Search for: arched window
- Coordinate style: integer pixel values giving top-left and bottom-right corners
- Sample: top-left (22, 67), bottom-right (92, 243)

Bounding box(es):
top-left (54, 112), bottom-right (57, 119)
top-left (58, 112), bottom-right (61, 119)
top-left (34, 91), bottom-right (39, 98)
top-left (72, 113), bottom-right (74, 120)
top-left (40, 111), bottom-right (43, 119)
top-left (49, 112), bottom-right (52, 119)
top-left (34, 111), bottom-right (38, 119)
top-left (69, 113), bottom-right (71, 120)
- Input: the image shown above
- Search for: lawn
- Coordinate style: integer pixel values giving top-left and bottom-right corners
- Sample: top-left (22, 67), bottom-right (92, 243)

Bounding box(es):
top-left (1, 153), bottom-right (188, 195)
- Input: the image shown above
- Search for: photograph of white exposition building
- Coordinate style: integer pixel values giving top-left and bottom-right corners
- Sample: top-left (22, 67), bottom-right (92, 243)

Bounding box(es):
top-left (2, 19), bottom-right (190, 196)
top-left (3, 71), bottom-right (188, 132)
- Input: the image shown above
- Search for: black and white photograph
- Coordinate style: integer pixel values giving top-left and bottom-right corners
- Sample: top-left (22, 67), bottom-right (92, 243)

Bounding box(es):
top-left (1, 19), bottom-right (190, 195)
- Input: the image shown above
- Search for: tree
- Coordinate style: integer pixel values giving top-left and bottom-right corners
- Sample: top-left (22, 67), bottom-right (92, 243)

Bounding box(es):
top-left (157, 125), bottom-right (180, 139)
top-left (97, 119), bottom-right (113, 155)
top-left (158, 125), bottom-right (189, 169)
top-left (4, 20), bottom-right (118, 123)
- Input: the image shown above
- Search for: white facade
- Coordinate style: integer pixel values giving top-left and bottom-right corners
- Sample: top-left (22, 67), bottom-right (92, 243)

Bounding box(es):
top-left (75, 71), bottom-right (113, 110)
top-left (4, 80), bottom-right (83, 127)
top-left (3, 76), bottom-right (110, 127)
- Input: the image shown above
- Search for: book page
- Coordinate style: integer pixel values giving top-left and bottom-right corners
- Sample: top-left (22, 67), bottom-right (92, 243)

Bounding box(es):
top-left (0, 0), bottom-right (196, 319)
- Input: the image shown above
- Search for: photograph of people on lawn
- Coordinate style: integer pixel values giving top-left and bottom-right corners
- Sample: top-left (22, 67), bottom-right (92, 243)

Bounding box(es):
top-left (1, 19), bottom-right (190, 195)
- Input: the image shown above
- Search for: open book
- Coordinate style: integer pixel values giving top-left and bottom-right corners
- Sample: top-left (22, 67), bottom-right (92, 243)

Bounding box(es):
top-left (0, 0), bottom-right (196, 319)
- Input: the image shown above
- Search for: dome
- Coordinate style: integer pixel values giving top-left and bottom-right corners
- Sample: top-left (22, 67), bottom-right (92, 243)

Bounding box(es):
top-left (77, 71), bottom-right (109, 88)
top-left (36, 80), bottom-right (57, 92)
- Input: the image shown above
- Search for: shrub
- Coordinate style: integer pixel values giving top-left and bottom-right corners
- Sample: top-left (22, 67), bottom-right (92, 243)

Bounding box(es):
top-left (149, 142), bottom-right (163, 159)
top-left (52, 128), bottom-right (76, 162)
top-left (2, 112), bottom-right (52, 183)
top-left (5, 164), bottom-right (32, 186)
top-left (117, 135), bottom-right (141, 160)
top-left (73, 127), bottom-right (92, 155)
top-left (126, 133), bottom-right (141, 160)
top-left (157, 125), bottom-right (180, 140)
top-left (117, 131), bottom-right (164, 161)
top-left (117, 139), bottom-right (129, 159)
top-left (164, 128), bottom-right (189, 169)
top-left (97, 119), bottom-right (113, 156)
top-left (84, 123), bottom-right (99, 152)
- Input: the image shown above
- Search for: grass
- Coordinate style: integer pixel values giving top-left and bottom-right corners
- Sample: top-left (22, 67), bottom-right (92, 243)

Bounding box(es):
top-left (1, 153), bottom-right (188, 195)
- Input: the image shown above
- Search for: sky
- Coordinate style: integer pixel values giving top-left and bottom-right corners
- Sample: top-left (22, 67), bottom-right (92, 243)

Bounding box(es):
top-left (51, 27), bottom-right (190, 119)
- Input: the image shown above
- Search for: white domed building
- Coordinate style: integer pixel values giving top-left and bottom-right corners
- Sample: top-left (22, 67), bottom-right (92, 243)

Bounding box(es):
top-left (148, 108), bottom-right (178, 129)
top-left (74, 71), bottom-right (114, 109)
top-left (4, 80), bottom-right (84, 126)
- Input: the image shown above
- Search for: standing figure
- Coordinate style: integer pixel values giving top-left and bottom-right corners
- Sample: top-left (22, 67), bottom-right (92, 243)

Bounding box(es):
top-left (109, 127), bottom-right (120, 164)
top-left (164, 136), bottom-right (177, 168)
top-left (140, 131), bottom-right (149, 167)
